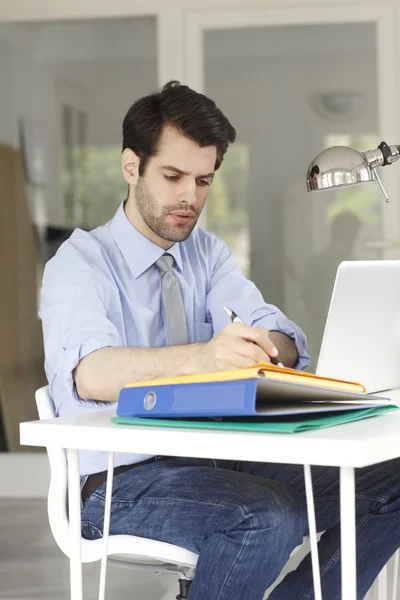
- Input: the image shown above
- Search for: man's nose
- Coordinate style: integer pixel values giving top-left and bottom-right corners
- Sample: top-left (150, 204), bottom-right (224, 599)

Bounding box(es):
top-left (178, 179), bottom-right (197, 204)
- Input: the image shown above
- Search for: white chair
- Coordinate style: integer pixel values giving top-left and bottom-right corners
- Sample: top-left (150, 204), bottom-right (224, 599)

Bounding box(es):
top-left (369, 552), bottom-right (399, 600)
top-left (35, 385), bottom-right (198, 600)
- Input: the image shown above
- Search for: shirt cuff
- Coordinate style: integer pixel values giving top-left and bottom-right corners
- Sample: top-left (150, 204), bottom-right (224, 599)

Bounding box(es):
top-left (274, 316), bottom-right (310, 370)
top-left (254, 316), bottom-right (310, 370)
top-left (62, 339), bottom-right (118, 406)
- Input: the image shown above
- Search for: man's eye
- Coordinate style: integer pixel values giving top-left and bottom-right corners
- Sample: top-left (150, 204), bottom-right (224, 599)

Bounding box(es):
top-left (165, 175), bottom-right (179, 182)
top-left (197, 180), bottom-right (210, 187)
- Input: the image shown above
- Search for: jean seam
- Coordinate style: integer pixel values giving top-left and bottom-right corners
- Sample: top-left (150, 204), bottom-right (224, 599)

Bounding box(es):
top-left (380, 502), bottom-right (389, 514)
top-left (213, 503), bottom-right (282, 536)
top-left (312, 493), bottom-right (390, 505)
top-left (216, 517), bottom-right (252, 600)
top-left (299, 511), bottom-right (374, 600)
top-left (356, 492), bottom-right (390, 505)
top-left (91, 492), bottom-right (233, 512)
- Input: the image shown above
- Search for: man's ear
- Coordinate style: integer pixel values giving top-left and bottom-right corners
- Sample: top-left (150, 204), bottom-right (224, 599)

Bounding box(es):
top-left (122, 148), bottom-right (140, 185)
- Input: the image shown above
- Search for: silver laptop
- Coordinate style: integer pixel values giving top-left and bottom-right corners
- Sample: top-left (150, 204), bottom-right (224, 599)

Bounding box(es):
top-left (316, 260), bottom-right (400, 393)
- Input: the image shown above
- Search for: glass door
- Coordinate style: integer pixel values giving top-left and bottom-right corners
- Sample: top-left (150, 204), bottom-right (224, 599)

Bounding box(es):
top-left (184, 4), bottom-right (398, 369)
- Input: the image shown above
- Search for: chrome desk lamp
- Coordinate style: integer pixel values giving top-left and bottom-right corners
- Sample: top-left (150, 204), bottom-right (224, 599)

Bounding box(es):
top-left (306, 141), bottom-right (400, 202)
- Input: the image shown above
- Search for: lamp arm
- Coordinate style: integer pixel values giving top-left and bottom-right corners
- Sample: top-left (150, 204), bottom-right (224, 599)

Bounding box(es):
top-left (378, 142), bottom-right (400, 165)
top-left (362, 141), bottom-right (400, 203)
top-left (364, 141), bottom-right (400, 168)
top-left (373, 170), bottom-right (390, 203)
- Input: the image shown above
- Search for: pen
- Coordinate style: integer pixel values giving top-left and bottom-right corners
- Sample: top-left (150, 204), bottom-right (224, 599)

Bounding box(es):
top-left (223, 305), bottom-right (285, 368)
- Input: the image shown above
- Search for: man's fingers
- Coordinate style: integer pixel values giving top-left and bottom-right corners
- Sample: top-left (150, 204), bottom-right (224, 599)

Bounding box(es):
top-left (224, 355), bottom-right (257, 370)
top-left (231, 338), bottom-right (271, 364)
top-left (226, 348), bottom-right (271, 370)
top-left (224, 323), bottom-right (278, 357)
top-left (252, 329), bottom-right (278, 357)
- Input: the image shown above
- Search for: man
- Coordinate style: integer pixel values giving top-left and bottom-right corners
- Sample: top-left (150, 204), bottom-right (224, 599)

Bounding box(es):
top-left (40, 81), bottom-right (400, 600)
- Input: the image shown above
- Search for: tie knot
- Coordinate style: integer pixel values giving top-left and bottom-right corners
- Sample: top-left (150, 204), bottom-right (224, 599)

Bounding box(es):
top-left (155, 253), bottom-right (174, 274)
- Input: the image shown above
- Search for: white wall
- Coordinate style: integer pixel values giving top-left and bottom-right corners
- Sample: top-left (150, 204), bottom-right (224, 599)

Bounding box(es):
top-left (205, 40), bottom-right (377, 311)
top-left (0, 31), bottom-right (57, 226)
top-left (0, 0), bottom-right (392, 22)
top-left (29, 17), bottom-right (157, 147)
top-left (0, 34), bottom-right (34, 149)
top-left (0, 39), bottom-right (13, 146)
top-left (201, 33), bottom-right (379, 366)
top-left (34, 18), bottom-right (156, 62)
top-left (0, 28), bottom-right (83, 226)
top-left (0, 19), bottom-right (158, 227)
top-left (84, 59), bottom-right (157, 146)
top-left (0, 16), bottom-right (380, 238)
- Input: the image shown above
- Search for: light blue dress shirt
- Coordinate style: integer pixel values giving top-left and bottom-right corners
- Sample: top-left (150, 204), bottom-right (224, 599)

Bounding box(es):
top-left (40, 202), bottom-right (310, 475)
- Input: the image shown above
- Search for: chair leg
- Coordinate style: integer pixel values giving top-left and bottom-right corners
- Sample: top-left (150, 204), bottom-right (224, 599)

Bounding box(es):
top-left (378, 565), bottom-right (388, 600)
top-left (176, 578), bottom-right (192, 599)
top-left (391, 550), bottom-right (399, 600)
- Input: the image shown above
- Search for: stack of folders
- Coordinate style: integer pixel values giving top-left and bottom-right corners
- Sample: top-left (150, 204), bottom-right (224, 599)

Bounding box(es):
top-left (111, 363), bottom-right (398, 433)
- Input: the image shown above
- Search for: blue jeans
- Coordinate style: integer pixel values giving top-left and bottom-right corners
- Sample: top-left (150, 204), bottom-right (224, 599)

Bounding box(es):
top-left (81, 457), bottom-right (400, 599)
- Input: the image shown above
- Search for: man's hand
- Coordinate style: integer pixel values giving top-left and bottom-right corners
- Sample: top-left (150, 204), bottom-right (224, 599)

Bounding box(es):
top-left (200, 323), bottom-right (278, 372)
top-left (74, 325), bottom-right (298, 402)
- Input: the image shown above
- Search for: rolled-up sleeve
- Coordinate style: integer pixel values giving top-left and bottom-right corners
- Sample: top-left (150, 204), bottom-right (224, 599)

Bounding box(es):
top-left (206, 237), bottom-right (310, 370)
top-left (40, 253), bottom-right (122, 405)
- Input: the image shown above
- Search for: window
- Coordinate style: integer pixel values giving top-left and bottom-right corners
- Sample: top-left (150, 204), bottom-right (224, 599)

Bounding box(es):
top-left (206, 143), bottom-right (250, 275)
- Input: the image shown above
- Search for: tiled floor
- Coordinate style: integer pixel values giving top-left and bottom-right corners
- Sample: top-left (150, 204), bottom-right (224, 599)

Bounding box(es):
top-left (0, 499), bottom-right (178, 600)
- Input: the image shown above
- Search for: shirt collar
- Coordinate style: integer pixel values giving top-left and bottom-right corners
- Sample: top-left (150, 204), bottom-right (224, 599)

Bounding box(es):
top-left (110, 202), bottom-right (183, 278)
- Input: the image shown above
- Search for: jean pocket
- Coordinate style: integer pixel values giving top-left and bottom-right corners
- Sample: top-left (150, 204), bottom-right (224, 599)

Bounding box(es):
top-left (197, 322), bottom-right (213, 342)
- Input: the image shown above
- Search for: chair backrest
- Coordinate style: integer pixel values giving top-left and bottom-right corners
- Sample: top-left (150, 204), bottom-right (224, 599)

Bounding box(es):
top-left (35, 386), bottom-right (199, 572)
top-left (35, 386), bottom-right (70, 557)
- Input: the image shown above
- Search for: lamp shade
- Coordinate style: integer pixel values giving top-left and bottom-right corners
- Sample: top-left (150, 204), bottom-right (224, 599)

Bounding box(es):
top-left (306, 146), bottom-right (375, 193)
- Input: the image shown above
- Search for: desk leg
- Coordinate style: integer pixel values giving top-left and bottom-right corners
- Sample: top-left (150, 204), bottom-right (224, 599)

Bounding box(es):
top-left (98, 452), bottom-right (114, 600)
top-left (340, 467), bottom-right (357, 600)
top-left (303, 465), bottom-right (322, 600)
top-left (67, 448), bottom-right (83, 600)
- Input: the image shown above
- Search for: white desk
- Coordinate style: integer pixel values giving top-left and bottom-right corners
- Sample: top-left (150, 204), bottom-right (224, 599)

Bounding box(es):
top-left (20, 388), bottom-right (400, 600)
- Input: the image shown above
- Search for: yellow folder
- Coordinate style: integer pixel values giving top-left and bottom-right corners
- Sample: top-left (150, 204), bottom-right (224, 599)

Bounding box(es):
top-left (124, 362), bottom-right (365, 394)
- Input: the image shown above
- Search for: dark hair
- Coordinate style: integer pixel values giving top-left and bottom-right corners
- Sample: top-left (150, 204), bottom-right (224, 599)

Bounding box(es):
top-left (122, 81), bottom-right (236, 175)
top-left (310, 165), bottom-right (320, 177)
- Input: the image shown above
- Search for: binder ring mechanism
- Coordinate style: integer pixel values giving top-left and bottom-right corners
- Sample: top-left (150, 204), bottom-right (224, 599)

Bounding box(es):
top-left (144, 391), bottom-right (157, 411)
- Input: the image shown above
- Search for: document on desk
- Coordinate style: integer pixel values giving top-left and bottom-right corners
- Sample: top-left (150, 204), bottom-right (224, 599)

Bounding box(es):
top-left (112, 406), bottom-right (397, 434)
top-left (115, 362), bottom-right (395, 424)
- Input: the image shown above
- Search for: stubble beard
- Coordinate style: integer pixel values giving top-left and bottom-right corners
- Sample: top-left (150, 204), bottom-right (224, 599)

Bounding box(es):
top-left (135, 176), bottom-right (198, 243)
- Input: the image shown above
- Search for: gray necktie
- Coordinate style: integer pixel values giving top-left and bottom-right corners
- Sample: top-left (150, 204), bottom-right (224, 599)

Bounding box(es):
top-left (155, 254), bottom-right (189, 346)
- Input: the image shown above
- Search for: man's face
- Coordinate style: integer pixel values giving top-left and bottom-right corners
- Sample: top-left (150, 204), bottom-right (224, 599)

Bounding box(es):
top-left (128, 125), bottom-right (216, 248)
top-left (310, 173), bottom-right (318, 190)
